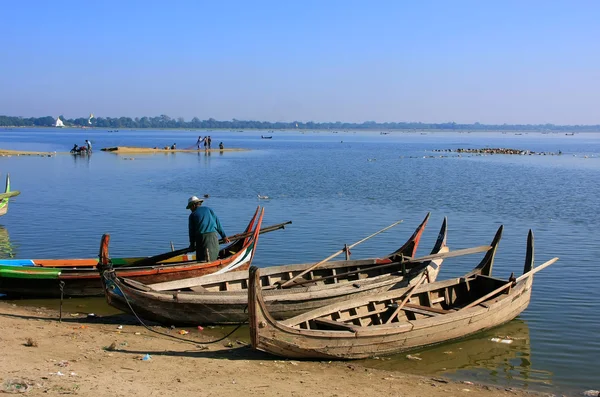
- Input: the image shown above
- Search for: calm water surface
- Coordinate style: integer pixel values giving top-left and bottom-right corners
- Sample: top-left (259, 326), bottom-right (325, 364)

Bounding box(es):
top-left (0, 128), bottom-right (598, 395)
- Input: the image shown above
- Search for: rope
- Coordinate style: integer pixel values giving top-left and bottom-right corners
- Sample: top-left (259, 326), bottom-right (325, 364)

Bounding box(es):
top-left (59, 281), bottom-right (65, 323)
top-left (115, 276), bottom-right (245, 345)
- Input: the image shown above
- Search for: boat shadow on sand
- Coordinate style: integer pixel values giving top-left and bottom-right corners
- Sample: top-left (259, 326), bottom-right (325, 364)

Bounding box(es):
top-left (0, 311), bottom-right (151, 326)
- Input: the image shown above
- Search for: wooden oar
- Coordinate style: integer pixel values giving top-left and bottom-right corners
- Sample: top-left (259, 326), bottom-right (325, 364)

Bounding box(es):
top-left (278, 245), bottom-right (492, 289)
top-left (129, 221), bottom-right (292, 267)
top-left (0, 191), bottom-right (20, 200)
top-left (384, 270), bottom-right (429, 324)
top-left (218, 221), bottom-right (292, 244)
top-left (278, 220), bottom-right (404, 288)
top-left (460, 257), bottom-right (559, 311)
top-left (399, 245), bottom-right (492, 263)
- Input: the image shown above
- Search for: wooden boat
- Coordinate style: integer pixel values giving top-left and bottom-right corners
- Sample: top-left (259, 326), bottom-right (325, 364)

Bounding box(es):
top-left (0, 254), bottom-right (196, 268)
top-left (0, 174), bottom-right (20, 216)
top-left (248, 227), bottom-right (558, 360)
top-left (0, 208), bottom-right (265, 298)
top-left (0, 219), bottom-right (291, 269)
top-left (101, 214), bottom-right (444, 326)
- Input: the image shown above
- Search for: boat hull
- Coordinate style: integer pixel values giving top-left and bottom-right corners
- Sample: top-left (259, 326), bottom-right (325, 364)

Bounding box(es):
top-left (102, 214), bottom-right (441, 325)
top-left (249, 228), bottom-right (546, 360)
top-left (0, 209), bottom-right (264, 298)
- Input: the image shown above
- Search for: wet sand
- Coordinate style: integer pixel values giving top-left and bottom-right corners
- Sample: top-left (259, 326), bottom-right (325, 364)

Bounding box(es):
top-left (0, 149), bottom-right (59, 156)
top-left (101, 146), bottom-right (247, 154)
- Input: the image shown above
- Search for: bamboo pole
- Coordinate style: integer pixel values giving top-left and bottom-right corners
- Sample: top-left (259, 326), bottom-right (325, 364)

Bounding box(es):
top-left (460, 257), bottom-right (559, 311)
top-left (279, 220), bottom-right (404, 288)
top-left (384, 271), bottom-right (429, 324)
top-left (279, 245), bottom-right (491, 289)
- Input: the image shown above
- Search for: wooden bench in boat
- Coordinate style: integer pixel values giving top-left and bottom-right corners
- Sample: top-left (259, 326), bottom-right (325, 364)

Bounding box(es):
top-left (401, 303), bottom-right (452, 316)
top-left (313, 318), bottom-right (360, 332)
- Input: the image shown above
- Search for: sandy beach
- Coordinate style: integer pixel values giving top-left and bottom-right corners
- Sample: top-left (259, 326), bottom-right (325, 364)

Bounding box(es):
top-left (100, 146), bottom-right (248, 154)
top-left (0, 301), bottom-right (548, 397)
top-left (0, 149), bottom-right (58, 157)
top-left (0, 147), bottom-right (248, 157)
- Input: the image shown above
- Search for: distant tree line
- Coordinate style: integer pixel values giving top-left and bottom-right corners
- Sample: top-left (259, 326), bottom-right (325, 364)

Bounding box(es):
top-left (0, 114), bottom-right (598, 131)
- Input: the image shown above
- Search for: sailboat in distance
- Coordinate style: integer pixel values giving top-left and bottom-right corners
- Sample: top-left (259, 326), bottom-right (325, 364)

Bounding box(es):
top-left (88, 113), bottom-right (94, 125)
top-left (55, 116), bottom-right (65, 128)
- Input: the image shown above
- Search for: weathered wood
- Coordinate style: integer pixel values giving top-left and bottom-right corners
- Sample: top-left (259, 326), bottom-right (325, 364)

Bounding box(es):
top-left (384, 271), bottom-right (428, 324)
top-left (248, 228), bottom-right (557, 360)
top-left (100, 214), bottom-right (439, 326)
top-left (280, 245), bottom-right (487, 289)
top-left (279, 220), bottom-right (404, 288)
top-left (459, 257), bottom-right (558, 311)
top-left (314, 318), bottom-right (359, 332)
top-left (403, 303), bottom-right (451, 315)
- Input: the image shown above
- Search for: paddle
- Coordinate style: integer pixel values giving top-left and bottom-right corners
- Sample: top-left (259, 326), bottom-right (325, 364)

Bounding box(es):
top-left (459, 257), bottom-right (559, 311)
top-left (128, 221), bottom-right (292, 267)
top-left (219, 221), bottom-right (291, 243)
top-left (275, 245), bottom-right (492, 289)
top-left (278, 220), bottom-right (405, 288)
top-left (385, 270), bottom-right (429, 324)
top-left (0, 191), bottom-right (20, 200)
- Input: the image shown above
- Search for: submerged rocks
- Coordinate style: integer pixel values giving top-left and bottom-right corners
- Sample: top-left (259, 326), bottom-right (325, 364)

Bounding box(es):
top-left (433, 148), bottom-right (563, 156)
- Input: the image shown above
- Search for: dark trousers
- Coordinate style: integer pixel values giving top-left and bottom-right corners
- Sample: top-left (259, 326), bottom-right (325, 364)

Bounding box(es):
top-left (195, 232), bottom-right (220, 262)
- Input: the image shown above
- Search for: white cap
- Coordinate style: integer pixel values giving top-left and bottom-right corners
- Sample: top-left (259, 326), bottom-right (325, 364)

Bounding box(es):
top-left (186, 196), bottom-right (204, 209)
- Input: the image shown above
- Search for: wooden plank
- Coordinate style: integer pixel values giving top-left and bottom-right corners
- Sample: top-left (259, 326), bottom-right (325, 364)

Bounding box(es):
top-left (401, 306), bottom-right (440, 317)
top-left (431, 296), bottom-right (445, 304)
top-left (460, 257), bottom-right (558, 311)
top-left (313, 318), bottom-right (359, 332)
top-left (279, 220), bottom-right (404, 288)
top-left (403, 303), bottom-right (452, 314)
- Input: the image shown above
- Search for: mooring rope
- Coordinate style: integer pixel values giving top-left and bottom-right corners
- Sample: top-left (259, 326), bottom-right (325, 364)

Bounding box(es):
top-left (114, 277), bottom-right (246, 346)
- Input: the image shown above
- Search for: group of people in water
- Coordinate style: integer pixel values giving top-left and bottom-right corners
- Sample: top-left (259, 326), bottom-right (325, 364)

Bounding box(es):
top-left (166, 137), bottom-right (224, 151)
top-left (70, 139), bottom-right (92, 154)
top-left (196, 136), bottom-right (224, 150)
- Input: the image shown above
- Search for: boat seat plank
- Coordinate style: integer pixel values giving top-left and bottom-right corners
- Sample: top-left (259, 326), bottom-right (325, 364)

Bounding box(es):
top-left (403, 303), bottom-right (452, 315)
top-left (313, 318), bottom-right (359, 332)
top-left (431, 296), bottom-right (445, 304)
top-left (189, 285), bottom-right (209, 292)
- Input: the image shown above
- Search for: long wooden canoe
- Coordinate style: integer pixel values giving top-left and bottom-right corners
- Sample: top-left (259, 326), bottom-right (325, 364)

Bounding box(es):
top-left (249, 227), bottom-right (558, 360)
top-left (101, 214), bottom-right (443, 326)
top-left (0, 220), bottom-right (292, 269)
top-left (0, 208), bottom-right (265, 298)
top-left (0, 254), bottom-right (196, 268)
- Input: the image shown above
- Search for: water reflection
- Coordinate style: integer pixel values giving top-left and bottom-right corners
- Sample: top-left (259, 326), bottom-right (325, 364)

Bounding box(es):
top-left (362, 319), bottom-right (551, 390)
top-left (0, 226), bottom-right (16, 258)
top-left (71, 152), bottom-right (91, 166)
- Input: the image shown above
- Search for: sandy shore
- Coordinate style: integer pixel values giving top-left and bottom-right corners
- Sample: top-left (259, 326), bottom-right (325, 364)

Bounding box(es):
top-left (101, 146), bottom-right (248, 154)
top-left (0, 147), bottom-right (247, 157)
top-left (0, 301), bottom-right (548, 397)
top-left (0, 149), bottom-right (59, 157)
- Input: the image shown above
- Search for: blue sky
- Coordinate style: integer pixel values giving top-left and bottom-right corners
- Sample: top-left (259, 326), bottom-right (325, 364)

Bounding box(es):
top-left (1, 0), bottom-right (599, 124)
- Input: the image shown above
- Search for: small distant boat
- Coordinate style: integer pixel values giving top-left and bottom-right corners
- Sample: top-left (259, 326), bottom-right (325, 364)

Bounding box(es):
top-left (257, 194), bottom-right (270, 200)
top-left (261, 135), bottom-right (273, 139)
top-left (55, 117), bottom-right (65, 128)
top-left (565, 133), bottom-right (575, 136)
top-left (0, 174), bottom-right (20, 216)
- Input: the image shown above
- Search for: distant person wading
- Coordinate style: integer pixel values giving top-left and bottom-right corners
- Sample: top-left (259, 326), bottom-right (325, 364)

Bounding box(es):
top-left (187, 196), bottom-right (230, 262)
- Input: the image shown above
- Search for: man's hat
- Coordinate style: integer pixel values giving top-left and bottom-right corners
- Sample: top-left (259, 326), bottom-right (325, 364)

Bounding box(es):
top-left (186, 196), bottom-right (204, 209)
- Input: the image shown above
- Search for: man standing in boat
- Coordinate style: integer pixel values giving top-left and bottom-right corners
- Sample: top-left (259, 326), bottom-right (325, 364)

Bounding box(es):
top-left (187, 196), bottom-right (230, 262)
top-left (85, 140), bottom-right (92, 153)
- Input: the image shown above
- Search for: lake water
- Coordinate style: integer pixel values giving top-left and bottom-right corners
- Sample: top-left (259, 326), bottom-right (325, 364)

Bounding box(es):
top-left (0, 128), bottom-right (598, 395)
